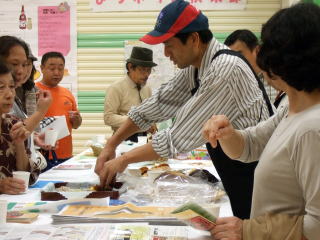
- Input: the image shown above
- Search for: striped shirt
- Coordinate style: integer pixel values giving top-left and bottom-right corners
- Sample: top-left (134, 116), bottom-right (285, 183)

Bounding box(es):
top-left (128, 38), bottom-right (270, 158)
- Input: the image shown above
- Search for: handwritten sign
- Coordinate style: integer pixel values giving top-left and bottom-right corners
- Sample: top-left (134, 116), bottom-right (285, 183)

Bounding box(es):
top-left (38, 6), bottom-right (70, 56)
top-left (90, 0), bottom-right (246, 12)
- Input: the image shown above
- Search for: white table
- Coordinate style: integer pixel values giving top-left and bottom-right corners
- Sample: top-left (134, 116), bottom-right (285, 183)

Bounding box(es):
top-left (0, 142), bottom-right (233, 227)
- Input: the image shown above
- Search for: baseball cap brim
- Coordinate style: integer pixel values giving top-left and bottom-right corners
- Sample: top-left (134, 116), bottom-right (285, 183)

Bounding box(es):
top-left (140, 31), bottom-right (175, 45)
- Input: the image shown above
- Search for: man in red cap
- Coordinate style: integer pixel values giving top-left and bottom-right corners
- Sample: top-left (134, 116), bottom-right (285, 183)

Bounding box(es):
top-left (96, 0), bottom-right (273, 219)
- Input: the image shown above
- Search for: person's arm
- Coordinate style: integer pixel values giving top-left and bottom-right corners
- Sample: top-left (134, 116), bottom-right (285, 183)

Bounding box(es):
top-left (10, 121), bottom-right (30, 171)
top-left (202, 106), bottom-right (287, 162)
top-left (295, 131), bottom-right (320, 239)
top-left (24, 90), bottom-right (52, 132)
top-left (127, 70), bottom-right (192, 131)
top-left (210, 214), bottom-right (306, 240)
top-left (95, 118), bottom-right (141, 174)
top-left (0, 116), bottom-right (27, 196)
top-left (99, 142), bottom-right (160, 188)
top-left (10, 118), bottom-right (41, 186)
top-left (95, 71), bottom-right (191, 174)
top-left (202, 115), bottom-right (245, 159)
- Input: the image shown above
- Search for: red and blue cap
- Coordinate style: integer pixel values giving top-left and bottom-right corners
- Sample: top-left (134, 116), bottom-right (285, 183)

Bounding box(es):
top-left (140, 0), bottom-right (209, 45)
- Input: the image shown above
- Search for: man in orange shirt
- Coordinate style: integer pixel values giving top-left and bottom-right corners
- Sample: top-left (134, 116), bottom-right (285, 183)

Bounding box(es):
top-left (36, 51), bottom-right (82, 170)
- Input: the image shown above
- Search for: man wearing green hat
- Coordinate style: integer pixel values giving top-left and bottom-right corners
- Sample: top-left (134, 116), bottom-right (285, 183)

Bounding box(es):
top-left (104, 46), bottom-right (157, 142)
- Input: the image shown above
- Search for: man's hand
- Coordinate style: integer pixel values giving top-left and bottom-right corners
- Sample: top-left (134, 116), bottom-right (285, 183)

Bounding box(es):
top-left (147, 124), bottom-right (158, 135)
top-left (0, 177), bottom-right (26, 195)
top-left (94, 147), bottom-right (116, 174)
top-left (210, 217), bottom-right (243, 240)
top-left (69, 111), bottom-right (82, 129)
top-left (202, 115), bottom-right (234, 148)
top-left (99, 155), bottom-right (128, 189)
top-left (10, 121), bottom-right (30, 144)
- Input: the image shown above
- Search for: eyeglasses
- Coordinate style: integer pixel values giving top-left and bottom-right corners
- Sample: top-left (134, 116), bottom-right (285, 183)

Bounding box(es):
top-left (136, 66), bottom-right (154, 74)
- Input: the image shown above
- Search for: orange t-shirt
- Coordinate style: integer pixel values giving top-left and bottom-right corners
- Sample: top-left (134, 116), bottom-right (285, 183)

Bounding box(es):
top-left (36, 82), bottom-right (78, 159)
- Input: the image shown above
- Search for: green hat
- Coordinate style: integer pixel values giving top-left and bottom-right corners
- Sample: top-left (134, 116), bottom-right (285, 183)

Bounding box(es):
top-left (126, 46), bottom-right (157, 67)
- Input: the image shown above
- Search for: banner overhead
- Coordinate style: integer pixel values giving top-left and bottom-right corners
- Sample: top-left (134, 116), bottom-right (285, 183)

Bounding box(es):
top-left (90, 0), bottom-right (247, 12)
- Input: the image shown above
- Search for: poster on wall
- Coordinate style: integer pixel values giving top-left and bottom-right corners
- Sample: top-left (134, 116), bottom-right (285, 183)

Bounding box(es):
top-left (90, 0), bottom-right (247, 12)
top-left (0, 0), bottom-right (78, 96)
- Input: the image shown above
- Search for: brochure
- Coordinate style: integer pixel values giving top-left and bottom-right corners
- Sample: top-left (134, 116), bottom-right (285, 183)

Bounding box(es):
top-left (52, 203), bottom-right (184, 225)
top-left (6, 211), bottom-right (39, 223)
top-left (171, 202), bottom-right (217, 231)
top-left (7, 198), bottom-right (109, 213)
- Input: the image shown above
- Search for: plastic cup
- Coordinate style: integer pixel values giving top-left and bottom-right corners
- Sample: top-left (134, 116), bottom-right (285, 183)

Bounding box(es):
top-left (12, 171), bottom-right (30, 193)
top-left (45, 129), bottom-right (58, 146)
top-left (0, 200), bottom-right (7, 224)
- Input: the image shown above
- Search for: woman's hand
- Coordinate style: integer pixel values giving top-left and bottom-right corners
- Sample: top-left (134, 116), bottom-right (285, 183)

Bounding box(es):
top-left (34, 132), bottom-right (57, 151)
top-left (202, 115), bottom-right (235, 148)
top-left (9, 121), bottom-right (30, 144)
top-left (36, 90), bottom-right (52, 114)
top-left (0, 177), bottom-right (26, 194)
top-left (210, 217), bottom-right (243, 240)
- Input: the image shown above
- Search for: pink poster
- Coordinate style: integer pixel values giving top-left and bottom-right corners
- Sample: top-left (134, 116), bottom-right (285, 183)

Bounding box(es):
top-left (38, 6), bottom-right (70, 56)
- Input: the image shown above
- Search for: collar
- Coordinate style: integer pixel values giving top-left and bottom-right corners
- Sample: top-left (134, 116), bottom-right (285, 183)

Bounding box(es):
top-left (125, 74), bottom-right (140, 89)
top-left (197, 38), bottom-right (224, 79)
top-left (38, 80), bottom-right (58, 89)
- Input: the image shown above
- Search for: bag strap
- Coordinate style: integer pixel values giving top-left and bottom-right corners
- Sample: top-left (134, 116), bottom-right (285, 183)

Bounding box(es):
top-left (191, 68), bottom-right (200, 96)
top-left (211, 49), bottom-right (274, 117)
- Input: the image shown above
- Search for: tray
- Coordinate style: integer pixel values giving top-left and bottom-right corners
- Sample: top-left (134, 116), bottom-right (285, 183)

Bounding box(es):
top-left (41, 182), bottom-right (122, 201)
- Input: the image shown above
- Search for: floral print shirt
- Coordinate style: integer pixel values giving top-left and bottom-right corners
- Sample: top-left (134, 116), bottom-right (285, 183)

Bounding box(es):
top-left (0, 114), bottom-right (40, 185)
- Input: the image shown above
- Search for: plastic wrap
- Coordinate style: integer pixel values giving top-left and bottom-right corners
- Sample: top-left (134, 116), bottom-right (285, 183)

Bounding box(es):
top-left (117, 170), bottom-right (225, 206)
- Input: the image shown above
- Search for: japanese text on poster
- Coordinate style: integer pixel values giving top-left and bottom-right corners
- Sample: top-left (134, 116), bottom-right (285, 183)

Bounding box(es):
top-left (90, 0), bottom-right (246, 12)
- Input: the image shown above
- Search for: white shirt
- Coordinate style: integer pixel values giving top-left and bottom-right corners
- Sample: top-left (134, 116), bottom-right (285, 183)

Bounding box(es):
top-left (239, 104), bottom-right (320, 240)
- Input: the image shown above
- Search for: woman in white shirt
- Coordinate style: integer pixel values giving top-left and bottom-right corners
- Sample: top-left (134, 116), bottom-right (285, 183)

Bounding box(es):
top-left (204, 3), bottom-right (320, 240)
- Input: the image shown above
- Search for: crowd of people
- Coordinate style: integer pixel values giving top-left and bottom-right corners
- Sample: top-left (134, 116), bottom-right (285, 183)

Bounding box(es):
top-left (0, 0), bottom-right (319, 239)
top-left (0, 36), bottom-right (82, 192)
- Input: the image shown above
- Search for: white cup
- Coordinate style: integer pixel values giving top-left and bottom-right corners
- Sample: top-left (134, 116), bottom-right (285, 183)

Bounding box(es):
top-left (45, 129), bottom-right (58, 146)
top-left (0, 200), bottom-right (7, 224)
top-left (138, 136), bottom-right (147, 145)
top-left (12, 171), bottom-right (30, 193)
top-left (93, 134), bottom-right (105, 144)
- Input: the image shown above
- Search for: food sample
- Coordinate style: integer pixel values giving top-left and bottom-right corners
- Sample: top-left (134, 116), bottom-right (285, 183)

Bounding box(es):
top-left (150, 163), bottom-right (170, 171)
top-left (137, 163), bottom-right (171, 177)
top-left (140, 167), bottom-right (149, 176)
